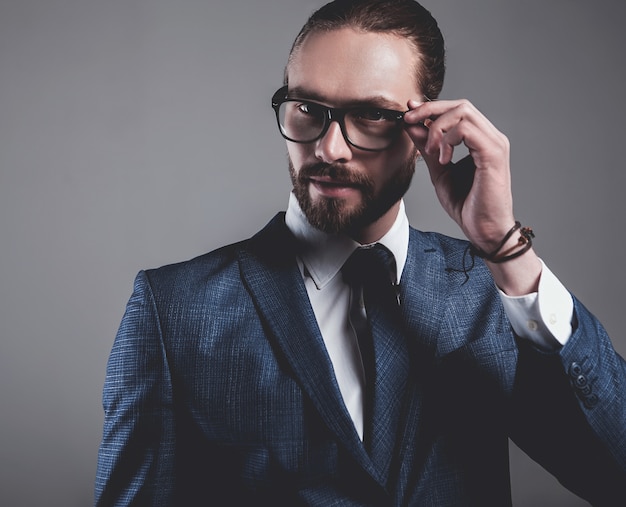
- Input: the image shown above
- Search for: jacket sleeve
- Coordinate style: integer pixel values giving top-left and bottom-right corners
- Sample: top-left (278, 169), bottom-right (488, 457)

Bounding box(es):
top-left (509, 296), bottom-right (626, 504)
top-left (95, 271), bottom-right (175, 507)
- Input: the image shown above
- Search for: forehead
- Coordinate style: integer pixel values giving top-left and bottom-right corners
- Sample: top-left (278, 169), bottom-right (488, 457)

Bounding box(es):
top-left (287, 28), bottom-right (420, 107)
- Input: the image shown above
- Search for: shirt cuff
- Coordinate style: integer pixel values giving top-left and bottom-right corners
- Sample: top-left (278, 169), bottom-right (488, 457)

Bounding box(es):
top-left (498, 259), bottom-right (574, 350)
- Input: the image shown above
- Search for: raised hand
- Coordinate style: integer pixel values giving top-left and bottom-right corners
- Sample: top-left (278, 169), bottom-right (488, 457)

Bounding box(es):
top-left (404, 98), bottom-right (542, 295)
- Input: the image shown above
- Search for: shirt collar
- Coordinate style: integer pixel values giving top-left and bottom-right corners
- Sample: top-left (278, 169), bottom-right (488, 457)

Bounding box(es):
top-left (285, 192), bottom-right (409, 289)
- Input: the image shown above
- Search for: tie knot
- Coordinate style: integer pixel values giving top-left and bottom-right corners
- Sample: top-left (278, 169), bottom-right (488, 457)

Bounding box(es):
top-left (342, 244), bottom-right (397, 289)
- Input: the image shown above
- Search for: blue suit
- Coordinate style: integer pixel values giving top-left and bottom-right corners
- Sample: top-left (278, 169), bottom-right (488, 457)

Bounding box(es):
top-left (96, 213), bottom-right (626, 506)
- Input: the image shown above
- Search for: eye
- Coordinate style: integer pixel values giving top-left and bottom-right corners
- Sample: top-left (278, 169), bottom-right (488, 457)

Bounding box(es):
top-left (296, 102), bottom-right (325, 117)
top-left (354, 108), bottom-right (395, 122)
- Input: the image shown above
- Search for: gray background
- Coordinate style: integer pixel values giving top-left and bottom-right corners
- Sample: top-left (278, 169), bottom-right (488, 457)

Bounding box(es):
top-left (1, 1), bottom-right (624, 505)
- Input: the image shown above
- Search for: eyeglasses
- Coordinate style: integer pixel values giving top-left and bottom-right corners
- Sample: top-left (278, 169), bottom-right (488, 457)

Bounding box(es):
top-left (271, 86), bottom-right (406, 152)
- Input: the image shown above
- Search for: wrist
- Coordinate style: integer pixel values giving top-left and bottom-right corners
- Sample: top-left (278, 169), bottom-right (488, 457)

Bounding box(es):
top-left (447, 221), bottom-right (539, 293)
top-left (469, 222), bottom-right (541, 296)
top-left (488, 248), bottom-right (542, 296)
top-left (470, 222), bottom-right (535, 263)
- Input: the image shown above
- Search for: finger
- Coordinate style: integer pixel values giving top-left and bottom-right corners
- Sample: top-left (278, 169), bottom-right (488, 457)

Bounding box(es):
top-left (402, 101), bottom-right (431, 150)
top-left (420, 150), bottom-right (447, 186)
top-left (406, 98), bottom-right (508, 168)
top-left (430, 121), bottom-right (470, 165)
top-left (403, 100), bottom-right (432, 130)
top-left (419, 116), bottom-right (463, 165)
top-left (404, 98), bottom-right (473, 124)
top-left (425, 110), bottom-right (505, 166)
top-left (404, 99), bottom-right (446, 126)
top-left (405, 100), bottom-right (471, 164)
top-left (403, 122), bottom-right (429, 149)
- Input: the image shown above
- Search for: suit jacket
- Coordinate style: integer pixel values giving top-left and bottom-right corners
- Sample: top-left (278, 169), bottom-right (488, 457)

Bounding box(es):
top-left (95, 213), bottom-right (626, 506)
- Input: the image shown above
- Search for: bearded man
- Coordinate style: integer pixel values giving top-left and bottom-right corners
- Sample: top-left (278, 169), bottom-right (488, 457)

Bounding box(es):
top-left (96, 1), bottom-right (626, 505)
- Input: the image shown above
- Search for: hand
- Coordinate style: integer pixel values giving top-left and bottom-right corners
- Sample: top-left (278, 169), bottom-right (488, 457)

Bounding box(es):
top-left (404, 98), bottom-right (542, 295)
top-left (404, 98), bottom-right (515, 253)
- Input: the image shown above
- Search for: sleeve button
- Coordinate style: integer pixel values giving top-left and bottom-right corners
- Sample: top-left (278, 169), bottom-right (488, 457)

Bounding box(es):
top-left (574, 374), bottom-right (588, 388)
top-left (569, 362), bottom-right (583, 377)
top-left (583, 394), bottom-right (599, 409)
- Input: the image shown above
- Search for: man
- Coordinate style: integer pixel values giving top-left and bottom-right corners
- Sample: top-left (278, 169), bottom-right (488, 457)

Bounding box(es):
top-left (95, 0), bottom-right (626, 505)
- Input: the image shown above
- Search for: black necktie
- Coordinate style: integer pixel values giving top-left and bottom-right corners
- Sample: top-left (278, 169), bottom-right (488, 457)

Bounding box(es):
top-left (342, 244), bottom-right (407, 466)
top-left (342, 243), bottom-right (400, 309)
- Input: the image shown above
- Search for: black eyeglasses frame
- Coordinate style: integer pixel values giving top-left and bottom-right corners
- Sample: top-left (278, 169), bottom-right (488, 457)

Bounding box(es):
top-left (271, 85), bottom-right (407, 152)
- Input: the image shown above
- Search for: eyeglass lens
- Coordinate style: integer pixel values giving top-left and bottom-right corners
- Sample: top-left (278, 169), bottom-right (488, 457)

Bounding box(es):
top-left (278, 101), bottom-right (403, 151)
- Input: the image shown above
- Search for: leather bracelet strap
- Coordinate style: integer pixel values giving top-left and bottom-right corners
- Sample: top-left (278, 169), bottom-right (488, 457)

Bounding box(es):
top-left (470, 221), bottom-right (521, 260)
top-left (470, 222), bottom-right (535, 263)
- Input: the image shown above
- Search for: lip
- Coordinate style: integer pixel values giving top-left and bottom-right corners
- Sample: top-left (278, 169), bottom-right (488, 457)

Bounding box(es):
top-left (308, 176), bottom-right (361, 198)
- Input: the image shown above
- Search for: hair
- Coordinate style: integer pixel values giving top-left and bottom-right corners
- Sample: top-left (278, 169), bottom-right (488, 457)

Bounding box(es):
top-left (286, 0), bottom-right (446, 100)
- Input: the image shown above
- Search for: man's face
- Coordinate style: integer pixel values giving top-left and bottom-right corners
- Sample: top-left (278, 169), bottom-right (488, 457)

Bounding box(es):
top-left (285, 28), bottom-right (421, 239)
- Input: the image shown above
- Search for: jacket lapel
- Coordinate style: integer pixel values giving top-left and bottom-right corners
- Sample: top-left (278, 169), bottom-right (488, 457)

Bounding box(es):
top-left (400, 228), bottom-right (449, 354)
top-left (368, 286), bottom-right (410, 479)
top-left (385, 228), bottom-right (449, 491)
top-left (236, 214), bottom-right (383, 483)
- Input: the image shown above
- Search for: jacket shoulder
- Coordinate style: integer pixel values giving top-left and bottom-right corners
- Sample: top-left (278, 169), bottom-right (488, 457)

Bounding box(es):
top-left (140, 212), bottom-right (292, 299)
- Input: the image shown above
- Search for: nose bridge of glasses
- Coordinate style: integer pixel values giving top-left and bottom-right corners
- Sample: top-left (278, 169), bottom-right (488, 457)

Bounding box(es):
top-left (323, 107), bottom-right (350, 140)
top-left (321, 107), bottom-right (357, 148)
top-left (312, 108), bottom-right (352, 160)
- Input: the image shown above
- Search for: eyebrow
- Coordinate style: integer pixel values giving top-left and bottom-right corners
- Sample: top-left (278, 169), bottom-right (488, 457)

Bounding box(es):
top-left (287, 86), bottom-right (405, 111)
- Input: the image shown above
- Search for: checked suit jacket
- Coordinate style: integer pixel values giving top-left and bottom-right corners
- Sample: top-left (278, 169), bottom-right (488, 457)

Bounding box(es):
top-left (95, 213), bottom-right (626, 506)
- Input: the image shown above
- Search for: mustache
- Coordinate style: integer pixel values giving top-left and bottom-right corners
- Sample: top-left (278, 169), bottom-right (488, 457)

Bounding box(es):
top-left (298, 162), bottom-right (372, 186)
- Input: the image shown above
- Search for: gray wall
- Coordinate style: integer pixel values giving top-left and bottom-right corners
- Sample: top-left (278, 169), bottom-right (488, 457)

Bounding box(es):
top-left (1, 1), bottom-right (623, 505)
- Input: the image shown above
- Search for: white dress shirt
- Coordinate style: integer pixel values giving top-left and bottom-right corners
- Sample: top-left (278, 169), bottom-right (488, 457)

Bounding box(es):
top-left (284, 192), bottom-right (574, 439)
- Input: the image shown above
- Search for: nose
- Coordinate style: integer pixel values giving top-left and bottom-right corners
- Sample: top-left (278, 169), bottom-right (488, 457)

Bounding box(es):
top-left (314, 121), bottom-right (353, 164)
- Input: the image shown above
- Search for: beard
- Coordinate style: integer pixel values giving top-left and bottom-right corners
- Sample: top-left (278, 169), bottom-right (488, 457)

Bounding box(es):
top-left (289, 150), bottom-right (418, 236)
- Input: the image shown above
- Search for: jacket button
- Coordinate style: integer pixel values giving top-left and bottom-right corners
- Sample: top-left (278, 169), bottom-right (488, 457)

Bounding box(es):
top-left (574, 374), bottom-right (587, 388)
top-left (583, 394), bottom-right (599, 409)
top-left (579, 384), bottom-right (592, 396)
top-left (569, 362), bottom-right (582, 377)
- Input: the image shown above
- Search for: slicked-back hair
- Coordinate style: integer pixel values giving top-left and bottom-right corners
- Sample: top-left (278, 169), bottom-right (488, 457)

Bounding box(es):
top-left (286, 0), bottom-right (446, 100)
